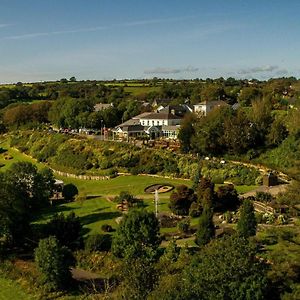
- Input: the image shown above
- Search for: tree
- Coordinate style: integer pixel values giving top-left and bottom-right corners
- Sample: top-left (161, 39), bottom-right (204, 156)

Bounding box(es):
top-left (267, 117), bottom-right (288, 147)
top-left (237, 199), bottom-right (257, 238)
top-left (223, 110), bottom-right (259, 154)
top-left (169, 185), bottom-right (197, 216)
top-left (118, 257), bottom-right (158, 299)
top-left (34, 236), bottom-right (75, 291)
top-left (197, 177), bottom-right (215, 209)
top-left (45, 212), bottom-right (82, 250)
top-left (191, 107), bottom-right (233, 155)
top-left (5, 162), bottom-right (55, 210)
top-left (178, 113), bottom-right (197, 153)
top-left (238, 87), bottom-right (262, 106)
top-left (69, 76), bottom-right (76, 82)
top-left (216, 184), bottom-right (240, 211)
top-left (182, 235), bottom-right (268, 299)
top-left (0, 173), bottom-right (29, 247)
top-left (60, 78), bottom-right (68, 83)
top-left (62, 183), bottom-right (78, 201)
top-left (200, 84), bottom-right (224, 102)
top-left (111, 209), bottom-right (160, 259)
top-left (85, 234), bottom-right (112, 252)
top-left (195, 208), bottom-right (215, 246)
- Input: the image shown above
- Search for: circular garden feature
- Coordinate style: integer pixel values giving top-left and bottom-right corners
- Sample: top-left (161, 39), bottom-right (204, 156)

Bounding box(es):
top-left (144, 183), bottom-right (175, 194)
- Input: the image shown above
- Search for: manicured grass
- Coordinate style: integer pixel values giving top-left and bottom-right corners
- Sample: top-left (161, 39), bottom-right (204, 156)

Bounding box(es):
top-left (57, 175), bottom-right (191, 198)
top-left (0, 277), bottom-right (32, 300)
top-left (35, 196), bottom-right (121, 235)
top-left (124, 86), bottom-right (161, 96)
top-left (234, 185), bottom-right (258, 194)
top-left (0, 139), bottom-right (44, 171)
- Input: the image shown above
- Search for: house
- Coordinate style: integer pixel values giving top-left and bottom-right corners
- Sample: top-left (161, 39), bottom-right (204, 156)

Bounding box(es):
top-left (152, 98), bottom-right (172, 108)
top-left (112, 106), bottom-right (183, 140)
top-left (194, 100), bottom-right (229, 116)
top-left (94, 103), bottom-right (113, 112)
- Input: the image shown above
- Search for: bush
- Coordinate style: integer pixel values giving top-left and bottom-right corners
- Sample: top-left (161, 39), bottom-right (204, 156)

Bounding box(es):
top-left (85, 234), bottom-right (112, 252)
top-left (256, 191), bottom-right (273, 203)
top-left (34, 236), bottom-right (75, 291)
top-left (101, 224), bottom-right (113, 232)
top-left (189, 202), bottom-right (202, 217)
top-left (62, 183), bottom-right (78, 201)
top-left (45, 212), bottom-right (83, 250)
top-left (177, 218), bottom-right (190, 233)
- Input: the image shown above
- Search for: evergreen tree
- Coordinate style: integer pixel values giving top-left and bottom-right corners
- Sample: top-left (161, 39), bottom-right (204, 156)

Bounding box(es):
top-left (237, 199), bottom-right (257, 238)
top-left (195, 208), bottom-right (215, 246)
top-left (34, 236), bottom-right (75, 291)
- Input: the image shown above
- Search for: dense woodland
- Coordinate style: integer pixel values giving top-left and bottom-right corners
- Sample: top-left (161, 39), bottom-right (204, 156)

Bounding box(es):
top-left (0, 77), bottom-right (300, 299)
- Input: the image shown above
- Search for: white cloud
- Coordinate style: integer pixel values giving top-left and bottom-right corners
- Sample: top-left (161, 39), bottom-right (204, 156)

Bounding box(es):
top-left (144, 66), bottom-right (199, 74)
top-left (238, 65), bottom-right (279, 75)
top-left (0, 16), bottom-right (195, 41)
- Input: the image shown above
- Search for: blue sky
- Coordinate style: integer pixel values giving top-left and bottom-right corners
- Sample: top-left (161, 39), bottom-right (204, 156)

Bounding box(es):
top-left (0, 0), bottom-right (300, 83)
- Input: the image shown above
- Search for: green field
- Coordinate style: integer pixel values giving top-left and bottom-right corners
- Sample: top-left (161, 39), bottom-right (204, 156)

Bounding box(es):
top-left (0, 277), bottom-right (33, 300)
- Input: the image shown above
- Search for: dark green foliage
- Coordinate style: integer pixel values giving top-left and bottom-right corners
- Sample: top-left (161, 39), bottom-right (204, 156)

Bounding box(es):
top-left (216, 184), bottom-right (240, 211)
top-left (197, 177), bottom-right (215, 209)
top-left (178, 113), bottom-right (196, 153)
top-left (223, 109), bottom-right (260, 154)
top-left (0, 163), bottom-right (54, 247)
top-left (3, 101), bottom-right (52, 128)
top-left (101, 224), bottom-right (113, 232)
top-left (189, 201), bottom-right (202, 217)
top-left (195, 208), bottom-right (215, 246)
top-left (45, 212), bottom-right (83, 250)
top-left (177, 218), bottom-right (190, 233)
top-left (5, 162), bottom-right (55, 210)
top-left (169, 185), bottom-right (197, 216)
top-left (62, 183), bottom-right (78, 201)
top-left (111, 209), bottom-right (160, 259)
top-left (237, 199), bottom-right (257, 238)
top-left (34, 236), bottom-right (75, 291)
top-left (182, 235), bottom-right (268, 300)
top-left (119, 257), bottom-right (158, 300)
top-left (114, 191), bottom-right (135, 204)
top-left (256, 191), bottom-right (273, 203)
top-left (277, 180), bottom-right (300, 206)
top-left (0, 173), bottom-right (29, 247)
top-left (85, 234), bottom-right (112, 252)
top-left (267, 118), bottom-right (288, 147)
top-left (192, 107), bottom-right (233, 155)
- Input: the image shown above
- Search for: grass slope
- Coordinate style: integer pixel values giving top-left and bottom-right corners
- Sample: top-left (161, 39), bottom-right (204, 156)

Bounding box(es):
top-left (0, 277), bottom-right (32, 300)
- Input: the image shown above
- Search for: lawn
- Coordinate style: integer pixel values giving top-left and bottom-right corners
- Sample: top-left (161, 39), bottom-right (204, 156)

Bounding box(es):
top-left (0, 139), bottom-right (44, 171)
top-left (124, 86), bottom-right (161, 96)
top-left (0, 277), bottom-right (33, 300)
top-left (0, 137), bottom-right (259, 236)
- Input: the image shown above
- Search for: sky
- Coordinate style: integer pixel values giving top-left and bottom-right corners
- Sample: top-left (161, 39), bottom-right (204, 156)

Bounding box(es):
top-left (0, 0), bottom-right (300, 83)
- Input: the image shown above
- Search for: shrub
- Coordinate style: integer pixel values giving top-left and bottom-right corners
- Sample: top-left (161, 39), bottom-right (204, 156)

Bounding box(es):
top-left (101, 224), bottom-right (113, 232)
top-left (169, 185), bottom-right (197, 216)
top-left (256, 191), bottom-right (273, 203)
top-left (177, 218), bottom-right (190, 233)
top-left (34, 236), bottom-right (75, 291)
top-left (189, 202), bottom-right (202, 217)
top-left (45, 212), bottom-right (83, 250)
top-left (62, 183), bottom-right (78, 201)
top-left (85, 234), bottom-right (112, 252)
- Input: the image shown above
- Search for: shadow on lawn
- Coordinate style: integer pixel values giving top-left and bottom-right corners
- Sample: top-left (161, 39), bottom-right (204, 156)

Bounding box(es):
top-left (79, 211), bottom-right (122, 226)
top-left (33, 204), bottom-right (78, 222)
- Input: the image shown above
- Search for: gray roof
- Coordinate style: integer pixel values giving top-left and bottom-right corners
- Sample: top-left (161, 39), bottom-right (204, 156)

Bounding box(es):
top-left (140, 112), bottom-right (182, 120)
